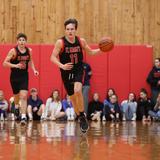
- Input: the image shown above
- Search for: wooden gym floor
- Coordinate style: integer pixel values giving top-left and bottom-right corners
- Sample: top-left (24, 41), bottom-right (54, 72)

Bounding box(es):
top-left (0, 121), bottom-right (160, 160)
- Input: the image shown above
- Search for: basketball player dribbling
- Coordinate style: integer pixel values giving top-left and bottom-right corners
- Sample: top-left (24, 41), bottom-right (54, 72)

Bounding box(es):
top-left (50, 18), bottom-right (101, 133)
top-left (3, 33), bottom-right (39, 125)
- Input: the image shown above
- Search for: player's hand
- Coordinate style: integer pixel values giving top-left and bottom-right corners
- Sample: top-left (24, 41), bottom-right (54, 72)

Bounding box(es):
top-left (62, 63), bottom-right (73, 70)
top-left (34, 70), bottom-right (39, 76)
top-left (15, 63), bottom-right (23, 69)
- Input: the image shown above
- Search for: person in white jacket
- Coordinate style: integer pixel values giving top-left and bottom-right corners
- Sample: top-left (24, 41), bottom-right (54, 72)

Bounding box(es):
top-left (45, 90), bottom-right (65, 120)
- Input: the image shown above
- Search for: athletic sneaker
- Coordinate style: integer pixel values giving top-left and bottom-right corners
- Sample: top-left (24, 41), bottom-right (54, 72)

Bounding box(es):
top-left (79, 114), bottom-right (89, 133)
top-left (20, 118), bottom-right (27, 125)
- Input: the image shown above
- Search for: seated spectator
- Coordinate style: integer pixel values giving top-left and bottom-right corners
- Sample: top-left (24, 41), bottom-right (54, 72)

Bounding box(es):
top-left (103, 94), bottom-right (121, 121)
top-left (62, 95), bottom-right (75, 121)
top-left (0, 90), bottom-right (8, 120)
top-left (149, 93), bottom-right (160, 121)
top-left (121, 93), bottom-right (137, 121)
top-left (27, 88), bottom-right (45, 121)
top-left (45, 90), bottom-right (65, 120)
top-left (103, 88), bottom-right (116, 120)
top-left (137, 88), bottom-right (153, 121)
top-left (87, 93), bottom-right (103, 121)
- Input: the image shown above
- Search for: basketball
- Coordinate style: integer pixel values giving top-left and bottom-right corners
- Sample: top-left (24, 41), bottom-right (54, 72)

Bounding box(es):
top-left (99, 37), bottom-right (114, 52)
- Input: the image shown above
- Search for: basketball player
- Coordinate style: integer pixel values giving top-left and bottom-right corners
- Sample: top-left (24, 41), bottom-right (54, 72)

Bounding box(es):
top-left (3, 33), bottom-right (39, 125)
top-left (50, 18), bottom-right (101, 133)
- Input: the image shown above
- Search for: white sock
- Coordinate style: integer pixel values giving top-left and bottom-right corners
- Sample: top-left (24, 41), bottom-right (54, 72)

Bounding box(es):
top-left (28, 113), bottom-right (32, 119)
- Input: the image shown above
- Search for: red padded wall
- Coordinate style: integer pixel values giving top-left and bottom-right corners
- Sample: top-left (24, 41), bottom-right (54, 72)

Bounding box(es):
top-left (130, 45), bottom-right (153, 97)
top-left (86, 44), bottom-right (108, 101)
top-left (108, 46), bottom-right (130, 101)
top-left (39, 45), bottom-right (63, 101)
top-left (0, 44), bottom-right (153, 102)
top-left (0, 45), bottom-right (14, 99)
top-left (27, 45), bottom-right (40, 91)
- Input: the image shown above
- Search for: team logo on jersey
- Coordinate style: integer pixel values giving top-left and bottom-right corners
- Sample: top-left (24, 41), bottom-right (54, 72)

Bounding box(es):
top-left (65, 46), bottom-right (81, 53)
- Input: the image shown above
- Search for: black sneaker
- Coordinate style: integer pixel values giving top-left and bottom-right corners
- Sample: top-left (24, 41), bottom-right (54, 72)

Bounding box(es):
top-left (79, 114), bottom-right (89, 133)
top-left (20, 118), bottom-right (27, 125)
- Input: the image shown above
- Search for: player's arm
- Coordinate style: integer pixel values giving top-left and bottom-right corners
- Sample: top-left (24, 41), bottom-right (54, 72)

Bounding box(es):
top-left (50, 40), bottom-right (73, 70)
top-left (29, 48), bottom-right (39, 76)
top-left (81, 38), bottom-right (101, 55)
top-left (3, 49), bottom-right (21, 68)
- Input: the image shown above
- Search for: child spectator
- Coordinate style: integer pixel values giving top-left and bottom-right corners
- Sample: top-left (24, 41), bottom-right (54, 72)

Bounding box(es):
top-left (87, 93), bottom-right (103, 121)
top-left (62, 95), bottom-right (75, 121)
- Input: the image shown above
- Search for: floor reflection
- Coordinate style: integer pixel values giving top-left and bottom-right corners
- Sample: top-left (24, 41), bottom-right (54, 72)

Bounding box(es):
top-left (0, 121), bottom-right (160, 159)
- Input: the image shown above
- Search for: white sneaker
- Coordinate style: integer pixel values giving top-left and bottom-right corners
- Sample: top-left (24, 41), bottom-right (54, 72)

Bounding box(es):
top-left (0, 114), bottom-right (4, 121)
top-left (70, 116), bottom-right (74, 121)
top-left (67, 116), bottom-right (71, 121)
top-left (131, 114), bottom-right (136, 121)
top-left (122, 113), bottom-right (126, 121)
top-left (40, 116), bottom-right (46, 121)
top-left (122, 116), bottom-right (126, 121)
top-left (102, 116), bottom-right (106, 121)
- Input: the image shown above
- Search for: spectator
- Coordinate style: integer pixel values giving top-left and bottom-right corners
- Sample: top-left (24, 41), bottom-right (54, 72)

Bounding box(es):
top-left (0, 90), bottom-right (8, 120)
top-left (103, 88), bottom-right (116, 120)
top-left (27, 88), bottom-right (45, 120)
top-left (87, 93), bottom-right (103, 121)
top-left (149, 93), bottom-right (160, 121)
top-left (137, 88), bottom-right (153, 121)
top-left (104, 94), bottom-right (121, 121)
top-left (147, 58), bottom-right (160, 104)
top-left (45, 90), bottom-right (65, 120)
top-left (121, 93), bottom-right (137, 121)
top-left (62, 95), bottom-right (75, 121)
top-left (82, 62), bottom-right (92, 114)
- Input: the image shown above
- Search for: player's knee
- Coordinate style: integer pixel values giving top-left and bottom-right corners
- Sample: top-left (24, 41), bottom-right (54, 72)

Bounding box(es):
top-left (19, 93), bottom-right (27, 100)
top-left (74, 84), bottom-right (82, 93)
top-left (74, 87), bottom-right (81, 93)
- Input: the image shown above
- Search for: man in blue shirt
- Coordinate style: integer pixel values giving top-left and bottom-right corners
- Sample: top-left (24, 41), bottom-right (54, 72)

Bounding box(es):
top-left (82, 62), bottom-right (92, 114)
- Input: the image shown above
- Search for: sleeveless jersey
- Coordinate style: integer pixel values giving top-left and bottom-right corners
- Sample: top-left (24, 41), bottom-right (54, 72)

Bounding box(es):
top-left (10, 46), bottom-right (30, 75)
top-left (59, 36), bottom-right (83, 74)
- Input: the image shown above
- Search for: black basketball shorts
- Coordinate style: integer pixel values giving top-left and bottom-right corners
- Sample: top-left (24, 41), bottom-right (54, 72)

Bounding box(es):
top-left (10, 73), bottom-right (29, 94)
top-left (61, 71), bottom-right (83, 96)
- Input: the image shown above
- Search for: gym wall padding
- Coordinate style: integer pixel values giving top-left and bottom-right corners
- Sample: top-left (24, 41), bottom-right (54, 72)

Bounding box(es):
top-left (0, 45), bottom-right (152, 103)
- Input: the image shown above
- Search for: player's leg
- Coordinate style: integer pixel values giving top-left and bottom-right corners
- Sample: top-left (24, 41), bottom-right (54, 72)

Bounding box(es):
top-left (74, 82), bottom-right (89, 133)
top-left (74, 82), bottom-right (84, 112)
top-left (70, 94), bottom-right (79, 115)
top-left (19, 90), bottom-right (28, 124)
top-left (10, 80), bottom-right (20, 120)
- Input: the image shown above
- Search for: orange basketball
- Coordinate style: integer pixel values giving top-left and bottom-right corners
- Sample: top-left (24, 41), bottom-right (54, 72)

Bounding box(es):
top-left (99, 37), bottom-right (114, 52)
